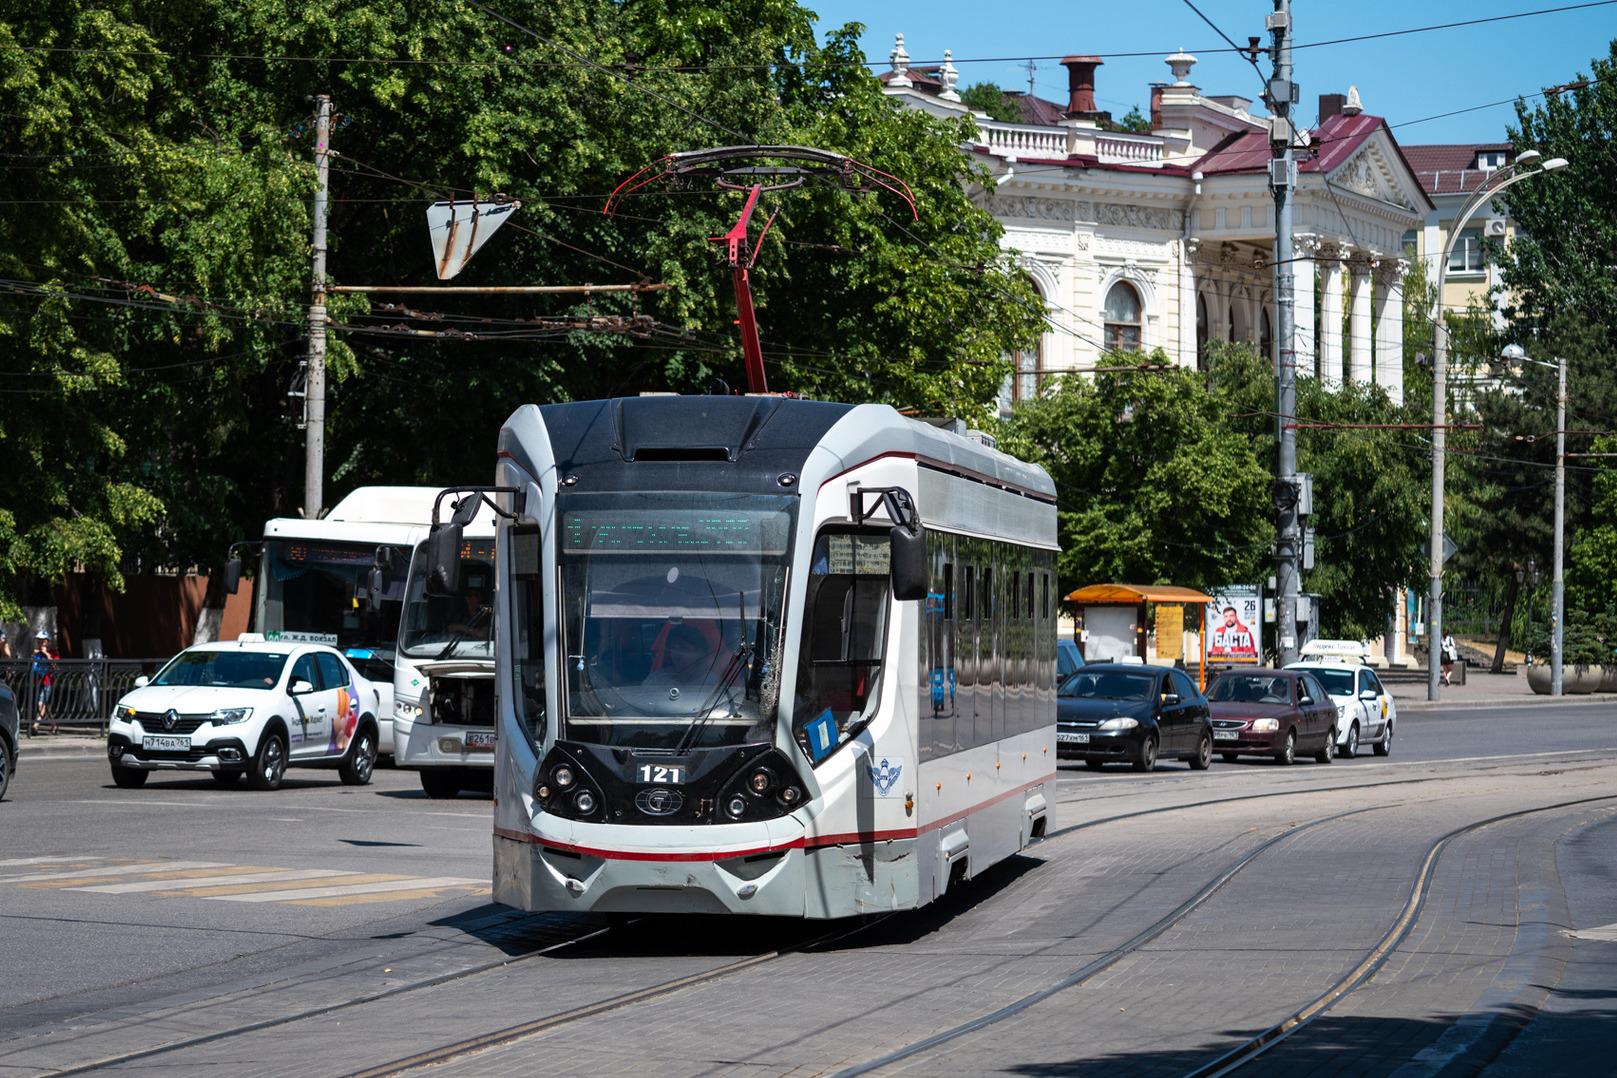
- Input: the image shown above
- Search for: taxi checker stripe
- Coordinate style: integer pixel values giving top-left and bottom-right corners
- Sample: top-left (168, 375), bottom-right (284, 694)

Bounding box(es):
top-left (0, 861), bottom-right (225, 884)
top-left (71, 869), bottom-right (354, 894)
top-left (213, 877), bottom-right (485, 903)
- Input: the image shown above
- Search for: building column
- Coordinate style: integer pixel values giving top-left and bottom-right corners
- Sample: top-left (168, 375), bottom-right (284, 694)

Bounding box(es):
top-left (1318, 246), bottom-right (1344, 387)
top-left (1349, 256), bottom-right (1374, 387)
top-left (1375, 258), bottom-right (1407, 406)
top-left (1179, 239), bottom-right (1200, 369)
top-left (1291, 234), bottom-right (1318, 378)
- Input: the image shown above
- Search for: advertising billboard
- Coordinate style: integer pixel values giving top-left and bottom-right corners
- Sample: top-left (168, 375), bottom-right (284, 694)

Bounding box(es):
top-left (1207, 585), bottom-right (1262, 664)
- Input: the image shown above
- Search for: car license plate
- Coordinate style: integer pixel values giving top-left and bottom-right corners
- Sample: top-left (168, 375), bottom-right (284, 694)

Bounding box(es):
top-left (1213, 730), bottom-right (1239, 741)
top-left (142, 735), bottom-right (190, 752)
top-left (464, 731), bottom-right (497, 751)
top-left (1057, 731), bottom-right (1090, 744)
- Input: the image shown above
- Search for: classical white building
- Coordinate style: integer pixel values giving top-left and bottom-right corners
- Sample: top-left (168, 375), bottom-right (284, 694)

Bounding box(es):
top-left (879, 37), bottom-right (1432, 412)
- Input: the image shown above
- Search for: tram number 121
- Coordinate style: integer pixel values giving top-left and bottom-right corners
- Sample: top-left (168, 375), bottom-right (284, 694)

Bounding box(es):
top-left (637, 764), bottom-right (685, 784)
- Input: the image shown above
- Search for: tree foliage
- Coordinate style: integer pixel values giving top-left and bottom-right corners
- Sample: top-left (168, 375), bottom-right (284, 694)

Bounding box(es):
top-left (0, 1), bottom-right (1042, 619)
top-left (959, 82), bottom-right (1022, 123)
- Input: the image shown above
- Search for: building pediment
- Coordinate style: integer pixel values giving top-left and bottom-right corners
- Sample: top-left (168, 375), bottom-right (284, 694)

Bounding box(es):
top-left (1325, 135), bottom-right (1429, 215)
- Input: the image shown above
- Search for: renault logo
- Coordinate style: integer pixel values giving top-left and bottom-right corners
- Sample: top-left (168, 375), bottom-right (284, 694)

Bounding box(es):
top-left (635, 787), bottom-right (684, 816)
top-left (162, 709), bottom-right (179, 731)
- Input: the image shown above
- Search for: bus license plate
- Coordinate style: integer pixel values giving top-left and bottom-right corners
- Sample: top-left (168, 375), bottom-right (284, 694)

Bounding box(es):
top-left (1213, 730), bottom-right (1239, 741)
top-left (1057, 731), bottom-right (1089, 744)
top-left (465, 731), bottom-right (497, 751)
top-left (142, 735), bottom-right (190, 752)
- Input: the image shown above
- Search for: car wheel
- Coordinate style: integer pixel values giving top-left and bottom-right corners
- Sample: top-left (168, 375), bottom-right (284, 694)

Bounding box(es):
top-left (1131, 735), bottom-right (1158, 772)
top-left (249, 731), bottom-right (288, 791)
top-left (1083, 759), bottom-right (1106, 771)
top-left (1342, 722), bottom-right (1359, 759)
top-left (1189, 732), bottom-right (1212, 770)
top-left (420, 769), bottom-right (462, 799)
top-left (1221, 752), bottom-right (1240, 763)
top-left (339, 726), bottom-right (377, 786)
top-left (1275, 729), bottom-right (1296, 766)
top-left (211, 768), bottom-right (245, 786)
top-left (1314, 732), bottom-right (1335, 764)
top-left (1373, 722), bottom-right (1393, 756)
top-left (0, 736), bottom-right (10, 801)
top-left (111, 765), bottom-right (149, 789)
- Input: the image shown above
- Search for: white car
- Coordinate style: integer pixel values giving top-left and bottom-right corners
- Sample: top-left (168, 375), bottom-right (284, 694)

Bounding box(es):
top-left (107, 639), bottom-right (384, 790)
top-left (1285, 661), bottom-right (1396, 757)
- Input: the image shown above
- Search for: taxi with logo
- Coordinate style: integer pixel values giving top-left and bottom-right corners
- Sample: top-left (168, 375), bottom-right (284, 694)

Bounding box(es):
top-left (106, 637), bottom-right (384, 790)
top-left (1286, 639), bottom-right (1397, 758)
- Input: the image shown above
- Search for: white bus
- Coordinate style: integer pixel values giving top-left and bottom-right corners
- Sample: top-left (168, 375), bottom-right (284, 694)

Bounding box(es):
top-left (429, 396), bottom-right (1058, 918)
top-left (392, 504), bottom-right (499, 798)
top-left (229, 486), bottom-right (441, 756)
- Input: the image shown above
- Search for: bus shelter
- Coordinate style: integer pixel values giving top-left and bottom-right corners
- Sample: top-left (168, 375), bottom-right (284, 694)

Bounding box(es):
top-left (1064, 583), bottom-right (1214, 690)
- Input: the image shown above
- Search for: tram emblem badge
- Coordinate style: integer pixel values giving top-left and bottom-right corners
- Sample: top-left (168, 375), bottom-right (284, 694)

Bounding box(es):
top-left (867, 757), bottom-right (903, 797)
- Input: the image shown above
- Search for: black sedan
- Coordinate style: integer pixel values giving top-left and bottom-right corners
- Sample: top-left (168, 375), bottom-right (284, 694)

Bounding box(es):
top-left (1057, 663), bottom-right (1213, 772)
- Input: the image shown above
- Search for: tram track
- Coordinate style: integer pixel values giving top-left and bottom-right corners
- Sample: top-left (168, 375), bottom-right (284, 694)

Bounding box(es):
top-left (829, 789), bottom-right (1617, 1078)
top-left (27, 756), bottom-right (1613, 1076)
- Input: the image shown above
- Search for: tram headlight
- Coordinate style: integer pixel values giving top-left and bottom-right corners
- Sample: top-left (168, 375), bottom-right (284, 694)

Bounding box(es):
top-left (574, 790), bottom-right (597, 815)
top-left (536, 784), bottom-right (552, 801)
top-left (779, 785), bottom-right (802, 807)
top-left (726, 795), bottom-right (748, 819)
top-left (553, 765), bottom-right (576, 789)
top-left (747, 768), bottom-right (773, 795)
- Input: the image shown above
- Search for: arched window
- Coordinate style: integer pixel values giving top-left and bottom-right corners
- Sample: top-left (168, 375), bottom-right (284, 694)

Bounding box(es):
top-left (1196, 294), bottom-right (1209, 371)
top-left (1260, 306), bottom-right (1274, 362)
top-left (1103, 282), bottom-right (1142, 353)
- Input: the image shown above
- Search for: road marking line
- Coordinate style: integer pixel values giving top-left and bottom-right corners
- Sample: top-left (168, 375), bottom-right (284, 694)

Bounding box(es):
top-left (73, 868), bottom-right (351, 894)
top-left (0, 861), bottom-right (223, 884)
top-left (215, 876), bottom-right (486, 903)
top-left (168, 873), bottom-right (409, 898)
top-left (291, 884), bottom-right (490, 906)
top-left (0, 856), bottom-right (98, 868)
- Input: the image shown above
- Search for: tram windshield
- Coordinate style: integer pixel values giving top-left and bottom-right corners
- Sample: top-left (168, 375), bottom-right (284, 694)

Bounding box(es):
top-left (558, 493), bottom-right (795, 751)
top-left (400, 537), bottom-right (497, 660)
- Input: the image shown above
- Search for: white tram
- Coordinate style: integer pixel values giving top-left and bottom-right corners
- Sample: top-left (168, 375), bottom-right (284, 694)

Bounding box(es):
top-left (456, 395), bottom-right (1057, 918)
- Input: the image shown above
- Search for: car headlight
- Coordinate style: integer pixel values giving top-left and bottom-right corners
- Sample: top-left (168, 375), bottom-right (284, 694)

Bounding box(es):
top-left (1098, 716), bottom-right (1139, 732)
top-left (1336, 705), bottom-right (1347, 719)
top-left (113, 704), bottom-right (136, 723)
top-left (396, 701), bottom-right (423, 719)
top-left (1251, 718), bottom-right (1280, 733)
top-left (210, 707), bottom-right (252, 725)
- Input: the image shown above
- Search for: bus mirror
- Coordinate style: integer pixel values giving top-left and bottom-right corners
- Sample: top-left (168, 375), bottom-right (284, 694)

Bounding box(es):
top-left (365, 564), bottom-right (384, 609)
top-left (425, 523), bottom-right (464, 597)
top-left (889, 525), bottom-right (928, 601)
top-left (223, 557), bottom-right (243, 595)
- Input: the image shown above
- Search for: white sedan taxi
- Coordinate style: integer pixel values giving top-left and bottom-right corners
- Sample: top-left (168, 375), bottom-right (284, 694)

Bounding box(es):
top-left (1286, 650), bottom-right (1396, 758)
top-left (107, 638), bottom-right (384, 790)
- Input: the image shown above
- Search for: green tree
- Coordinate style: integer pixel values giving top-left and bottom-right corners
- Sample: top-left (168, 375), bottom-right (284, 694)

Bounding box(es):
top-left (960, 82), bottom-right (1022, 123)
top-left (1113, 106), bottom-right (1152, 134)
top-left (1567, 434), bottom-right (1617, 619)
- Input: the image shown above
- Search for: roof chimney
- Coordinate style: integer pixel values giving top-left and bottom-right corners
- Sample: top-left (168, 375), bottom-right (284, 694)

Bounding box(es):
top-left (1060, 55), bottom-right (1104, 119)
top-left (1318, 92), bottom-right (1346, 123)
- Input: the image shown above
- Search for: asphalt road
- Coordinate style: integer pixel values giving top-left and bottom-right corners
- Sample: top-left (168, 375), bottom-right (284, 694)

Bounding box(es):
top-left (0, 701), bottom-right (1613, 1075)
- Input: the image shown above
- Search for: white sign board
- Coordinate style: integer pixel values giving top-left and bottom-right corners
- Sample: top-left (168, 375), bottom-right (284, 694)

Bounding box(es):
top-left (425, 199), bottom-right (520, 280)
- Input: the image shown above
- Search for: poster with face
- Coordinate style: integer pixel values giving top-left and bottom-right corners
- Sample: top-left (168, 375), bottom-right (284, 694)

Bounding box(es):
top-left (1207, 587), bottom-right (1262, 664)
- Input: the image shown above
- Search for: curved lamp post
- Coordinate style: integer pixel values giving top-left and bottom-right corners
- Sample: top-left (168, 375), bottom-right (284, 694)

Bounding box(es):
top-left (1427, 151), bottom-right (1567, 700)
top-left (1500, 342), bottom-right (1567, 695)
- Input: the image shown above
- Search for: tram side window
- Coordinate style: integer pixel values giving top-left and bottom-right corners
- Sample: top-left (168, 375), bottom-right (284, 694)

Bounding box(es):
top-left (511, 526), bottom-right (546, 744)
top-left (792, 531), bottom-right (891, 764)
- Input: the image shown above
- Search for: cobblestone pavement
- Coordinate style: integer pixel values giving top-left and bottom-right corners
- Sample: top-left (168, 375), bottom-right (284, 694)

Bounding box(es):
top-left (4, 737), bottom-right (1615, 1077)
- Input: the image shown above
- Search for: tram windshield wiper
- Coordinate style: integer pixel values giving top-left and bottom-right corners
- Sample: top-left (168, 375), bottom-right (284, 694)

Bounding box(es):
top-left (672, 589), bottom-right (750, 756)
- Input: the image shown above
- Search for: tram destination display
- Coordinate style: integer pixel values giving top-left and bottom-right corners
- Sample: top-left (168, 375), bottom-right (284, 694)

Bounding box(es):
top-left (562, 508), bottom-right (789, 555)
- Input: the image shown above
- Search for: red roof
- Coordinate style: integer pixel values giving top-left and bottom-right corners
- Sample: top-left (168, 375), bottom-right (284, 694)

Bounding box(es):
top-left (1402, 143), bottom-right (1516, 195)
top-left (1193, 112), bottom-right (1383, 175)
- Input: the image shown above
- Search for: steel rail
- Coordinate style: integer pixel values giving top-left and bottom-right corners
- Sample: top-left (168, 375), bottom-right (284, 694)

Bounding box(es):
top-left (1181, 792), bottom-right (1617, 1077)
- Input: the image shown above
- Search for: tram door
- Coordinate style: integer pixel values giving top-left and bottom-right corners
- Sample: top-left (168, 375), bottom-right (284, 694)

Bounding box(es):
top-left (989, 551), bottom-right (1006, 743)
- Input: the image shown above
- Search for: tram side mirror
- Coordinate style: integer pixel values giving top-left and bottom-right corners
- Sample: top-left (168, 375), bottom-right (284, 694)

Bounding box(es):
top-left (425, 523), bottom-right (464, 597)
top-left (223, 556), bottom-right (243, 595)
top-left (889, 525), bottom-right (928, 601)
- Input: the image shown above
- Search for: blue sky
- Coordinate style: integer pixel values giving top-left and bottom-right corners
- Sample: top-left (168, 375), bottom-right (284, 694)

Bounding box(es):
top-left (804, 1), bottom-right (1617, 145)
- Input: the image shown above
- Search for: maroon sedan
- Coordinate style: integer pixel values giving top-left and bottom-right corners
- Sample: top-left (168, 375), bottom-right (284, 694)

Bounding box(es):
top-left (1206, 669), bottom-right (1337, 765)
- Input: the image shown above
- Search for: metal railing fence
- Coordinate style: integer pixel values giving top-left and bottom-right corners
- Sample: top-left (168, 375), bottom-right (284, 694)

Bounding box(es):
top-left (0, 659), bottom-right (166, 736)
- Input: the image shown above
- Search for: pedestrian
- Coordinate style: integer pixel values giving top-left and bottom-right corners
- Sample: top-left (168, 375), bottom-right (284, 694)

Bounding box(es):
top-left (31, 630), bottom-right (58, 735)
top-left (0, 627), bottom-right (10, 659)
top-left (1440, 632), bottom-right (1457, 687)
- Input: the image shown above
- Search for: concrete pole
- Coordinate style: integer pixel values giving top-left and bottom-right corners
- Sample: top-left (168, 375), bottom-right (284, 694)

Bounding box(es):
top-left (1552, 355), bottom-right (1565, 695)
top-left (304, 94), bottom-right (332, 520)
top-left (1428, 312), bottom-right (1448, 701)
top-left (1270, 0), bottom-right (1300, 667)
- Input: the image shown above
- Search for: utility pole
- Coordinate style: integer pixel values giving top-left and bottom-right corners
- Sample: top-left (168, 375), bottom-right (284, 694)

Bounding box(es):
top-left (1552, 354), bottom-right (1566, 695)
top-left (1267, 0), bottom-right (1301, 667)
top-left (304, 94), bottom-right (332, 520)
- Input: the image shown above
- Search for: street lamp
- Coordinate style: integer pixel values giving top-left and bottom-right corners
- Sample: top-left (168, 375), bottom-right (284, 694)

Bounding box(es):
top-left (1499, 342), bottom-right (1567, 696)
top-left (1426, 152), bottom-right (1568, 700)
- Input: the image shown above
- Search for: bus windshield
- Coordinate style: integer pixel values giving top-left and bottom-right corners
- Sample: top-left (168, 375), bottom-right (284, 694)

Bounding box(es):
top-left (557, 492), bottom-right (795, 751)
top-left (261, 539), bottom-right (408, 651)
top-left (400, 537), bottom-right (497, 660)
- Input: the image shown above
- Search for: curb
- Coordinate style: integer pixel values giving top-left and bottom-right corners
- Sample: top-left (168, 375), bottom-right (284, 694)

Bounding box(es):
top-left (19, 740), bottom-right (106, 759)
top-left (1394, 694), bottom-right (1613, 712)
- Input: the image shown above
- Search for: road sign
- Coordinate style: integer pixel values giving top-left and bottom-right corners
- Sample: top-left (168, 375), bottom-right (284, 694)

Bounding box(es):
top-left (1442, 534), bottom-right (1459, 564)
top-left (426, 198), bottom-right (520, 280)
